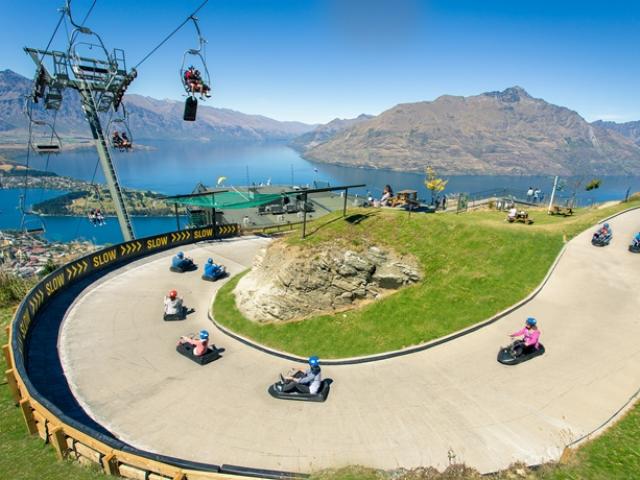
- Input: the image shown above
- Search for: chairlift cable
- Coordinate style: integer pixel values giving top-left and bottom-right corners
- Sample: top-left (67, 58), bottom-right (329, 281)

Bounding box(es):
top-left (73, 156), bottom-right (101, 238)
top-left (80, 0), bottom-right (98, 26)
top-left (38, 109), bottom-right (60, 203)
top-left (132, 0), bottom-right (210, 70)
top-left (35, 9), bottom-right (67, 66)
top-left (20, 109), bottom-right (34, 231)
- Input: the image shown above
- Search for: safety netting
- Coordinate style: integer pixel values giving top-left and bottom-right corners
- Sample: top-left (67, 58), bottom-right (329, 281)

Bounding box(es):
top-left (169, 191), bottom-right (284, 210)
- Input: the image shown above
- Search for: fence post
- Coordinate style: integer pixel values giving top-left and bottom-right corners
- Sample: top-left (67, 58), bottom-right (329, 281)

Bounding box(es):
top-left (102, 453), bottom-right (119, 475)
top-left (5, 369), bottom-right (21, 404)
top-left (2, 343), bottom-right (11, 366)
top-left (19, 398), bottom-right (38, 435)
top-left (50, 426), bottom-right (69, 460)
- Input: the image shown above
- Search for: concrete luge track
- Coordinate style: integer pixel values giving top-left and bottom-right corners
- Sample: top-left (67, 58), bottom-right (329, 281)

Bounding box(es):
top-left (59, 211), bottom-right (640, 474)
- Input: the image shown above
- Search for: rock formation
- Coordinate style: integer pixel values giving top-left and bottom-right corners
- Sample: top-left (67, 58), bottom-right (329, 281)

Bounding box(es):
top-left (234, 241), bottom-right (422, 322)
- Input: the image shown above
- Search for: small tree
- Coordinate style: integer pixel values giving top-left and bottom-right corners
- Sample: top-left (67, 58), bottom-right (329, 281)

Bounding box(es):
top-left (585, 179), bottom-right (602, 191)
top-left (424, 166), bottom-right (448, 205)
top-left (40, 258), bottom-right (58, 277)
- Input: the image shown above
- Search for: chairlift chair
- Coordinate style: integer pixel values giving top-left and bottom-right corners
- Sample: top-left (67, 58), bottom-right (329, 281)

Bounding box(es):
top-left (24, 97), bottom-right (62, 154)
top-left (22, 218), bottom-right (46, 236)
top-left (179, 16), bottom-right (212, 121)
top-left (67, 4), bottom-right (118, 83)
top-left (30, 120), bottom-right (63, 154)
top-left (107, 106), bottom-right (133, 151)
top-left (18, 195), bottom-right (46, 235)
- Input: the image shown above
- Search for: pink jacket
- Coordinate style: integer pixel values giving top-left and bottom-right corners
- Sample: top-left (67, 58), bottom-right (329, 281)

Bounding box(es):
top-left (511, 327), bottom-right (540, 349)
top-left (184, 337), bottom-right (208, 356)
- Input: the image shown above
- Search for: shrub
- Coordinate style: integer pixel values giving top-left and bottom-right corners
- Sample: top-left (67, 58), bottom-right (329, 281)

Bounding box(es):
top-left (0, 272), bottom-right (35, 305)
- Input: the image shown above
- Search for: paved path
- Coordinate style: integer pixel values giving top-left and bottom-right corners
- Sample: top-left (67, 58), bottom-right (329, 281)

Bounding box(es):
top-left (59, 211), bottom-right (640, 474)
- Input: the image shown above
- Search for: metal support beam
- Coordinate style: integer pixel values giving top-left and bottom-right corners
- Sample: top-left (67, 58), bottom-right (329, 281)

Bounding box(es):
top-left (343, 188), bottom-right (348, 216)
top-left (79, 89), bottom-right (134, 241)
top-left (302, 192), bottom-right (308, 239)
top-left (547, 175), bottom-right (559, 214)
top-left (174, 203), bottom-right (180, 231)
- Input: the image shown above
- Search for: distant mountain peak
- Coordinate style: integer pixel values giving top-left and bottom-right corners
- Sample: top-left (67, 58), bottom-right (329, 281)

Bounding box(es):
top-left (483, 86), bottom-right (532, 103)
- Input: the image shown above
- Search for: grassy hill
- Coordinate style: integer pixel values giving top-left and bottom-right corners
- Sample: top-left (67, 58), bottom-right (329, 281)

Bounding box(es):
top-left (214, 198), bottom-right (640, 358)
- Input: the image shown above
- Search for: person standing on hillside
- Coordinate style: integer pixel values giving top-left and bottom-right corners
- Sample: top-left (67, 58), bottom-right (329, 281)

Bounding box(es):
top-left (526, 187), bottom-right (534, 201)
top-left (380, 185), bottom-right (394, 207)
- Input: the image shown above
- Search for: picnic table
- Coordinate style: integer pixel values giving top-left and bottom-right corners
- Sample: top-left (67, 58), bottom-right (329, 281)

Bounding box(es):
top-left (390, 190), bottom-right (420, 208)
top-left (507, 211), bottom-right (534, 225)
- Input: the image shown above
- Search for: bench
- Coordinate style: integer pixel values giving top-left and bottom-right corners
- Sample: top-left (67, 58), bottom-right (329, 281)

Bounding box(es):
top-left (507, 211), bottom-right (533, 225)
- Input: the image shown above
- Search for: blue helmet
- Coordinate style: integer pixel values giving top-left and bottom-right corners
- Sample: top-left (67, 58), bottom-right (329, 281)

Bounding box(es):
top-left (177, 251), bottom-right (184, 259)
top-left (207, 258), bottom-right (213, 264)
top-left (308, 355), bottom-right (320, 367)
top-left (526, 317), bottom-right (537, 327)
top-left (199, 330), bottom-right (209, 340)
top-left (604, 223), bottom-right (610, 229)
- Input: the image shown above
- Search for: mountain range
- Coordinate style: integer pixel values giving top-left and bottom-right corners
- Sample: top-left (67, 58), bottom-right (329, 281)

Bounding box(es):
top-left (293, 87), bottom-right (640, 175)
top-left (0, 69), bottom-right (315, 143)
top-left (2, 68), bottom-right (640, 175)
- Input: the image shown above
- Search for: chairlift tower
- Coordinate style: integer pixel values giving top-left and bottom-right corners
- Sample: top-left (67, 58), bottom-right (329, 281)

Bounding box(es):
top-left (24, 5), bottom-right (137, 241)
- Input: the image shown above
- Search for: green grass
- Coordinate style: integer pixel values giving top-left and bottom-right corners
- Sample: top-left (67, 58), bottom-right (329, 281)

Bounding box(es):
top-left (213, 197), bottom-right (640, 358)
top-left (0, 306), bottom-right (105, 480)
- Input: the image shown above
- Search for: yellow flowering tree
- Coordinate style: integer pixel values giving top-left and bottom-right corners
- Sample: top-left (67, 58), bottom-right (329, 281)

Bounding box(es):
top-left (424, 166), bottom-right (448, 205)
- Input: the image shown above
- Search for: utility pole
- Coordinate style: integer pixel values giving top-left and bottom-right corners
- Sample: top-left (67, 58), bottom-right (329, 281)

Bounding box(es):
top-left (25, 8), bottom-right (137, 241)
top-left (548, 175), bottom-right (559, 214)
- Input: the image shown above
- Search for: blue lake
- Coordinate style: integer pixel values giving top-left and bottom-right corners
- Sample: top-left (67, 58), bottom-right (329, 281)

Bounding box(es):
top-left (2, 141), bottom-right (640, 243)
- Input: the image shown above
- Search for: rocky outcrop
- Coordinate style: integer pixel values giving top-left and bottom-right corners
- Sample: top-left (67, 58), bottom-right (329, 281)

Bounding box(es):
top-left (234, 242), bottom-right (422, 323)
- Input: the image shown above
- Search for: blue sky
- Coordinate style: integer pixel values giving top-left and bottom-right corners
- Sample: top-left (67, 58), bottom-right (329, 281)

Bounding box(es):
top-left (2, 0), bottom-right (639, 124)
